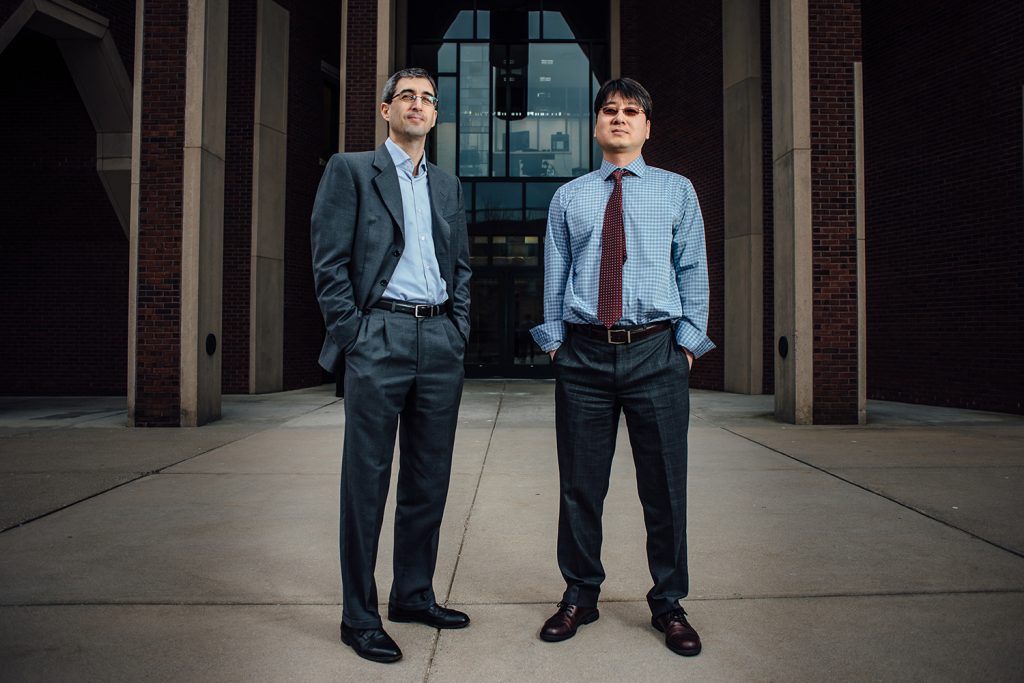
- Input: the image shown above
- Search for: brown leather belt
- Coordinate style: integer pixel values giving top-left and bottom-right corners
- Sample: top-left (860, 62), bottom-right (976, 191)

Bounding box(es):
top-left (569, 321), bottom-right (671, 345)
top-left (371, 298), bottom-right (446, 317)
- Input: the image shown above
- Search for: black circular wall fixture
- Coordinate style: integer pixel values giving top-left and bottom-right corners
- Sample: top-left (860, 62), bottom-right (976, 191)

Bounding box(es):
top-left (206, 333), bottom-right (217, 356)
top-left (778, 336), bottom-right (789, 359)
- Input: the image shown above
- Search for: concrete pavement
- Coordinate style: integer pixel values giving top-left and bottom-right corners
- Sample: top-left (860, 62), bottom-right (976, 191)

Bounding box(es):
top-left (1, 381), bottom-right (1023, 681)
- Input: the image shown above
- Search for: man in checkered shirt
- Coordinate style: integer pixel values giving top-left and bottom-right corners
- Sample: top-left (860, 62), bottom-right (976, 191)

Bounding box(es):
top-left (531, 77), bottom-right (714, 658)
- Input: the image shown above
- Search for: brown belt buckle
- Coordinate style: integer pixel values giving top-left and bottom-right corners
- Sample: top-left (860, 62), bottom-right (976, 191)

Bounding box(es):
top-left (606, 328), bottom-right (631, 344)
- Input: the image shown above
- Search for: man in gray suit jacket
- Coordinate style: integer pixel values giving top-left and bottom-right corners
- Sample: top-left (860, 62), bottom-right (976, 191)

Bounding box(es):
top-left (311, 67), bottom-right (472, 664)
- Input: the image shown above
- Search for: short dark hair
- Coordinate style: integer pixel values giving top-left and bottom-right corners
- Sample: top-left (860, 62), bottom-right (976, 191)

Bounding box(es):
top-left (593, 77), bottom-right (653, 121)
top-left (381, 68), bottom-right (438, 104)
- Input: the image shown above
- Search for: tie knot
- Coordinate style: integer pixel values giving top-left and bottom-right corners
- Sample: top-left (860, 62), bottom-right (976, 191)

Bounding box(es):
top-left (609, 168), bottom-right (632, 185)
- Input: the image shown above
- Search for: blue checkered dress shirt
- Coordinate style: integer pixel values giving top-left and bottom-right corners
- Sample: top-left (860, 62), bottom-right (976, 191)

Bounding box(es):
top-left (531, 156), bottom-right (715, 357)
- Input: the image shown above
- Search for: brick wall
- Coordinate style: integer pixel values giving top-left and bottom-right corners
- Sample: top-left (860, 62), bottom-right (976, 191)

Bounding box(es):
top-left (344, 0), bottom-right (379, 152)
top-left (621, 0), bottom-right (725, 391)
top-left (0, 28), bottom-right (128, 395)
top-left (222, 0), bottom-right (257, 393)
top-left (808, 0), bottom-right (861, 424)
top-left (863, 1), bottom-right (1024, 413)
top-left (134, 0), bottom-right (187, 426)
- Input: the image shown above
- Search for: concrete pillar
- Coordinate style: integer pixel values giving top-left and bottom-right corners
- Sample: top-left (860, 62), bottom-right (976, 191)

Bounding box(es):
top-left (722, 0), bottom-right (763, 394)
top-left (181, 0), bottom-right (228, 425)
top-left (374, 0), bottom-right (394, 145)
top-left (770, 0), bottom-right (813, 423)
top-left (128, 0), bottom-right (226, 426)
top-left (127, 0), bottom-right (145, 425)
top-left (338, 0), bottom-right (348, 153)
top-left (249, 0), bottom-right (288, 394)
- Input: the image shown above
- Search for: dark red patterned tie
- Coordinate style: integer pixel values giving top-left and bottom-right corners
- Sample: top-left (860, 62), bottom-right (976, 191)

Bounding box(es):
top-left (597, 169), bottom-right (627, 328)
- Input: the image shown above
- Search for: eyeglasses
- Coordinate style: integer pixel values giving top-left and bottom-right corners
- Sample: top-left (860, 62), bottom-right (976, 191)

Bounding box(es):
top-left (600, 106), bottom-right (645, 118)
top-left (391, 92), bottom-right (439, 108)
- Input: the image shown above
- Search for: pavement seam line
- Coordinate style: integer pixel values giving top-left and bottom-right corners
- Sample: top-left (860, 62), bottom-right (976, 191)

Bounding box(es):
top-left (720, 426), bottom-right (1024, 561)
top-left (424, 382), bottom-right (506, 683)
top-left (0, 399), bottom-right (342, 535)
top-left (7, 588), bottom-right (1024, 609)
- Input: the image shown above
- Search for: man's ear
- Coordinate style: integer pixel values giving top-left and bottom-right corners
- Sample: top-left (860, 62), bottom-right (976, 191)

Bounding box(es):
top-left (380, 102), bottom-right (390, 122)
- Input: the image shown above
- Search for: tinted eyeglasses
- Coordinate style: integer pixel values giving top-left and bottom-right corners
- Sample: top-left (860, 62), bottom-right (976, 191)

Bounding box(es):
top-left (599, 105), bottom-right (645, 118)
top-left (391, 92), bottom-right (439, 108)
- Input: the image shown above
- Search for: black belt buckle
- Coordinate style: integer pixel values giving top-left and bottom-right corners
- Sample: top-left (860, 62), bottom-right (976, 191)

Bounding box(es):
top-left (607, 328), bottom-right (631, 344)
top-left (414, 304), bottom-right (433, 318)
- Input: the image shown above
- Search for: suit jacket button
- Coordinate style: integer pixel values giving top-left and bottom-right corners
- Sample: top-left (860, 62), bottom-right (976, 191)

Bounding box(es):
top-left (379, 279), bottom-right (387, 286)
top-left (392, 249), bottom-right (401, 257)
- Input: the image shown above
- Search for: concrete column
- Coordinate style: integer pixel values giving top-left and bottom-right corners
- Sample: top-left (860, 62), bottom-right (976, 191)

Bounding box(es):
top-left (374, 0), bottom-right (394, 145)
top-left (338, 0), bottom-right (347, 152)
top-left (180, 0), bottom-right (228, 425)
top-left (770, 0), bottom-right (813, 423)
top-left (723, 0), bottom-right (763, 395)
top-left (249, 0), bottom-right (288, 394)
top-left (127, 0), bottom-right (144, 425)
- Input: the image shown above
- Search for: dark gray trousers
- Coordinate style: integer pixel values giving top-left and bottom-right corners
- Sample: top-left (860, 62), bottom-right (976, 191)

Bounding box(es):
top-left (339, 308), bottom-right (465, 629)
top-left (553, 326), bottom-right (691, 617)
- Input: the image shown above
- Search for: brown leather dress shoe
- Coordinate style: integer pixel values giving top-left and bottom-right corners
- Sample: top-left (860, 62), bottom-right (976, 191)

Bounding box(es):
top-left (651, 608), bottom-right (702, 656)
top-left (539, 602), bottom-right (599, 642)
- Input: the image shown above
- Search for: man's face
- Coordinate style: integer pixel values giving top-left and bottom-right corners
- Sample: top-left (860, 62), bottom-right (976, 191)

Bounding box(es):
top-left (593, 92), bottom-right (650, 157)
top-left (381, 77), bottom-right (438, 140)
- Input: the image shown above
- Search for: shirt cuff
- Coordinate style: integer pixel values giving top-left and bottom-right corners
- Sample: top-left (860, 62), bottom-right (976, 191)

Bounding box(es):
top-left (531, 321), bottom-right (565, 352)
top-left (674, 322), bottom-right (716, 358)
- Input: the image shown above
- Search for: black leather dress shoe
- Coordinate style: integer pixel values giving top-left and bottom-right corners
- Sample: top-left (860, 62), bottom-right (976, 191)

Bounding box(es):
top-left (388, 602), bottom-right (470, 629)
top-left (651, 608), bottom-right (702, 656)
top-left (539, 602), bottom-right (599, 642)
top-left (340, 623), bottom-right (402, 663)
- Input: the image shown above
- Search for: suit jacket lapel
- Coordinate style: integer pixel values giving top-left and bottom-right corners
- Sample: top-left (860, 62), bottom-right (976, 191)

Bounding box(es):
top-left (372, 144), bottom-right (405, 242)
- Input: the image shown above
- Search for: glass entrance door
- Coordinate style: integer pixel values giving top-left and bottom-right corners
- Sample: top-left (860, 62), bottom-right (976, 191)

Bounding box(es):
top-left (466, 268), bottom-right (551, 377)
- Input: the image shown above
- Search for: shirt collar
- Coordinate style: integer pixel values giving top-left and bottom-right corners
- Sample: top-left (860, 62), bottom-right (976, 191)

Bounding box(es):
top-left (600, 155), bottom-right (647, 180)
top-left (385, 137), bottom-right (428, 176)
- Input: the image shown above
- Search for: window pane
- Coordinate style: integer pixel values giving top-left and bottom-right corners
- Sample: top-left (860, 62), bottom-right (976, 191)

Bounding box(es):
top-left (438, 43), bottom-right (456, 73)
top-left (459, 44), bottom-right (490, 176)
top-left (470, 235), bottom-right (489, 266)
top-left (502, 43), bottom-right (591, 178)
top-left (493, 235), bottom-right (539, 267)
top-left (476, 182), bottom-right (522, 222)
top-left (436, 76), bottom-right (457, 174)
top-left (525, 182), bottom-right (558, 221)
top-left (528, 11), bottom-right (540, 39)
top-left (444, 10), bottom-right (473, 39)
top-left (542, 11), bottom-right (574, 39)
top-left (477, 10), bottom-right (490, 39)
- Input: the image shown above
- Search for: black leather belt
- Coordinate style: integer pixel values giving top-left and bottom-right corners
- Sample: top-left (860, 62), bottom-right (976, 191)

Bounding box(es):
top-left (371, 298), bottom-right (446, 317)
top-left (569, 321), bottom-right (671, 344)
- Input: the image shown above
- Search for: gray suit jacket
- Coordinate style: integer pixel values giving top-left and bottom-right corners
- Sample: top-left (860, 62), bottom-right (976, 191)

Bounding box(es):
top-left (310, 143), bottom-right (472, 372)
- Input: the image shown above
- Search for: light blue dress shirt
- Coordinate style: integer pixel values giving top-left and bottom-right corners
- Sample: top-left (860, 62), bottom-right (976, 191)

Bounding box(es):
top-left (382, 137), bottom-right (448, 305)
top-left (531, 156), bottom-right (716, 357)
